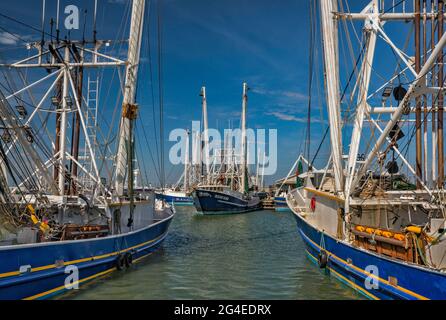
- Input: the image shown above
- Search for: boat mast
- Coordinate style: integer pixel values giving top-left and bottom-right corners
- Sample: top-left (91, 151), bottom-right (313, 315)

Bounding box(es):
top-left (58, 45), bottom-right (70, 194)
top-left (415, 0), bottom-right (424, 188)
top-left (438, 0), bottom-right (444, 188)
top-left (344, 1), bottom-right (378, 213)
top-left (200, 86), bottom-right (210, 184)
top-left (183, 129), bottom-right (190, 192)
top-left (240, 82), bottom-right (248, 193)
top-left (320, 0), bottom-right (344, 194)
top-left (114, 0), bottom-right (146, 197)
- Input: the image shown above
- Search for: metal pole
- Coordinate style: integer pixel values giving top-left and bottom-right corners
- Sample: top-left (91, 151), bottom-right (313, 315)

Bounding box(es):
top-left (114, 0), bottom-right (146, 196)
top-left (58, 45), bottom-right (70, 195)
top-left (432, 0), bottom-right (437, 184)
top-left (201, 86), bottom-right (210, 184)
top-left (415, 0), bottom-right (423, 188)
top-left (240, 82), bottom-right (248, 193)
top-left (70, 65), bottom-right (83, 195)
top-left (183, 129), bottom-right (190, 192)
top-left (320, 0), bottom-right (344, 193)
top-left (423, 0), bottom-right (429, 183)
top-left (438, 0), bottom-right (445, 187)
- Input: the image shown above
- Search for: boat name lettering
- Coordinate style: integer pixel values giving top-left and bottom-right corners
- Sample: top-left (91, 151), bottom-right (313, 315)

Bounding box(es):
top-left (215, 194), bottom-right (229, 201)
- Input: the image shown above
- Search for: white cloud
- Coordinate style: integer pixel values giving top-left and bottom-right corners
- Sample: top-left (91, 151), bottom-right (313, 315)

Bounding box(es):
top-left (266, 111), bottom-right (307, 123)
top-left (0, 32), bottom-right (19, 45)
top-left (266, 111), bottom-right (326, 124)
top-left (251, 87), bottom-right (308, 101)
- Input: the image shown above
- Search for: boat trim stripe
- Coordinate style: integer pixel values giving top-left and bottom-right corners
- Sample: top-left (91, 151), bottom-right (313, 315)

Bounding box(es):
top-left (23, 268), bottom-right (116, 300)
top-left (305, 249), bottom-right (379, 300)
top-left (0, 231), bottom-right (169, 279)
top-left (22, 234), bottom-right (168, 300)
top-left (299, 228), bottom-right (429, 300)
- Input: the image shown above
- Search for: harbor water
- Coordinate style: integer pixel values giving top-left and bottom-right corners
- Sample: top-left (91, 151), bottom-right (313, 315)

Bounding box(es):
top-left (60, 207), bottom-right (362, 300)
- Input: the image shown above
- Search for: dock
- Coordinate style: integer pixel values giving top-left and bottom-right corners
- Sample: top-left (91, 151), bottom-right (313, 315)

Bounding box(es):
top-left (261, 197), bottom-right (275, 210)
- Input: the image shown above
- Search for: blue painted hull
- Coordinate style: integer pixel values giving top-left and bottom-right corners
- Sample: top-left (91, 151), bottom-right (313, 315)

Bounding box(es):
top-left (0, 214), bottom-right (173, 300)
top-left (155, 192), bottom-right (193, 205)
top-left (292, 211), bottom-right (446, 300)
top-left (193, 189), bottom-right (262, 215)
top-left (274, 197), bottom-right (291, 212)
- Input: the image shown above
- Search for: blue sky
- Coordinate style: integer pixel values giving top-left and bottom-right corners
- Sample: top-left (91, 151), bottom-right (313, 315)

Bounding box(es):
top-left (0, 0), bottom-right (420, 187)
top-left (0, 0), bottom-right (318, 186)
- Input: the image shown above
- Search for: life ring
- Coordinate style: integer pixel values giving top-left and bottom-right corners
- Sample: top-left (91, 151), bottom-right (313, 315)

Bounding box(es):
top-left (124, 252), bottom-right (133, 268)
top-left (116, 254), bottom-right (126, 271)
top-left (318, 250), bottom-right (328, 269)
top-left (310, 197), bottom-right (316, 212)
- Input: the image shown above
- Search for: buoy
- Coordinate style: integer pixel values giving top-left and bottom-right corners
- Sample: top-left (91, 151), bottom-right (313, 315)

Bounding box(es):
top-left (310, 197), bottom-right (316, 212)
top-left (318, 250), bottom-right (328, 269)
top-left (116, 254), bottom-right (126, 271)
top-left (394, 233), bottom-right (405, 241)
top-left (406, 226), bottom-right (422, 234)
top-left (124, 252), bottom-right (133, 268)
top-left (382, 231), bottom-right (393, 238)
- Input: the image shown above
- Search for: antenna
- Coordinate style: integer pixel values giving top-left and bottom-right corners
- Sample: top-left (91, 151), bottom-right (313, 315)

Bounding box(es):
top-left (56, 0), bottom-right (60, 41)
top-left (93, 0), bottom-right (98, 43)
top-left (41, 0), bottom-right (46, 45)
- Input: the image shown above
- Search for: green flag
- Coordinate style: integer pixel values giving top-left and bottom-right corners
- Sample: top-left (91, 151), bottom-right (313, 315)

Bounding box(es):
top-left (296, 161), bottom-right (304, 188)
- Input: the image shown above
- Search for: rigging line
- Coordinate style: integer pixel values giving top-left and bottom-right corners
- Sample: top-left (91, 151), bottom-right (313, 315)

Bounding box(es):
top-left (366, 67), bottom-right (446, 187)
top-left (137, 115), bottom-right (161, 183)
top-left (310, 42), bottom-right (367, 168)
top-left (0, 140), bottom-right (28, 206)
top-left (134, 123), bottom-right (148, 188)
top-left (342, 0), bottom-right (362, 46)
top-left (0, 26), bottom-right (32, 45)
top-left (0, 71), bottom-right (55, 159)
top-left (305, 0), bottom-right (316, 168)
top-left (157, 0), bottom-right (165, 189)
top-left (0, 12), bottom-right (54, 40)
top-left (380, 0), bottom-right (406, 15)
top-left (339, 0), bottom-right (362, 81)
top-left (400, 84), bottom-right (442, 164)
top-left (146, 0), bottom-right (161, 176)
top-left (360, 26), bottom-right (416, 159)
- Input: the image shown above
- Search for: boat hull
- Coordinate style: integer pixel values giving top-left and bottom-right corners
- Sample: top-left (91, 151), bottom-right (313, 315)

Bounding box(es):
top-left (155, 192), bottom-right (193, 205)
top-left (290, 202), bottom-right (446, 300)
top-left (193, 189), bottom-right (262, 215)
top-left (274, 196), bottom-right (291, 212)
top-left (0, 211), bottom-right (173, 300)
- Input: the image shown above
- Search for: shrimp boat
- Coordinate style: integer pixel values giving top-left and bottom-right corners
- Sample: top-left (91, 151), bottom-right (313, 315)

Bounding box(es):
top-left (0, 0), bottom-right (173, 300)
top-left (156, 189), bottom-right (193, 205)
top-left (156, 130), bottom-right (193, 205)
top-left (192, 83), bottom-right (261, 214)
top-left (287, 0), bottom-right (446, 299)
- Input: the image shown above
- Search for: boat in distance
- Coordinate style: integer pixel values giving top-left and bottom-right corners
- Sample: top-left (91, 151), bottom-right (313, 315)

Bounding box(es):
top-left (193, 186), bottom-right (262, 215)
top-left (155, 189), bottom-right (194, 206)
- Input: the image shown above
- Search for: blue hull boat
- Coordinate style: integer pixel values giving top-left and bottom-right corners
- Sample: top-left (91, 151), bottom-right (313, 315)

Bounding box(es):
top-left (0, 211), bottom-right (173, 300)
top-left (193, 187), bottom-right (262, 215)
top-left (155, 191), bottom-right (193, 206)
top-left (274, 196), bottom-right (291, 212)
top-left (289, 194), bottom-right (446, 300)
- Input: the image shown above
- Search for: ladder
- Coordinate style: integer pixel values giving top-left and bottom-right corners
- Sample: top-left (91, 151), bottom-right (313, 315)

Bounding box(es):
top-left (80, 75), bottom-right (99, 189)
